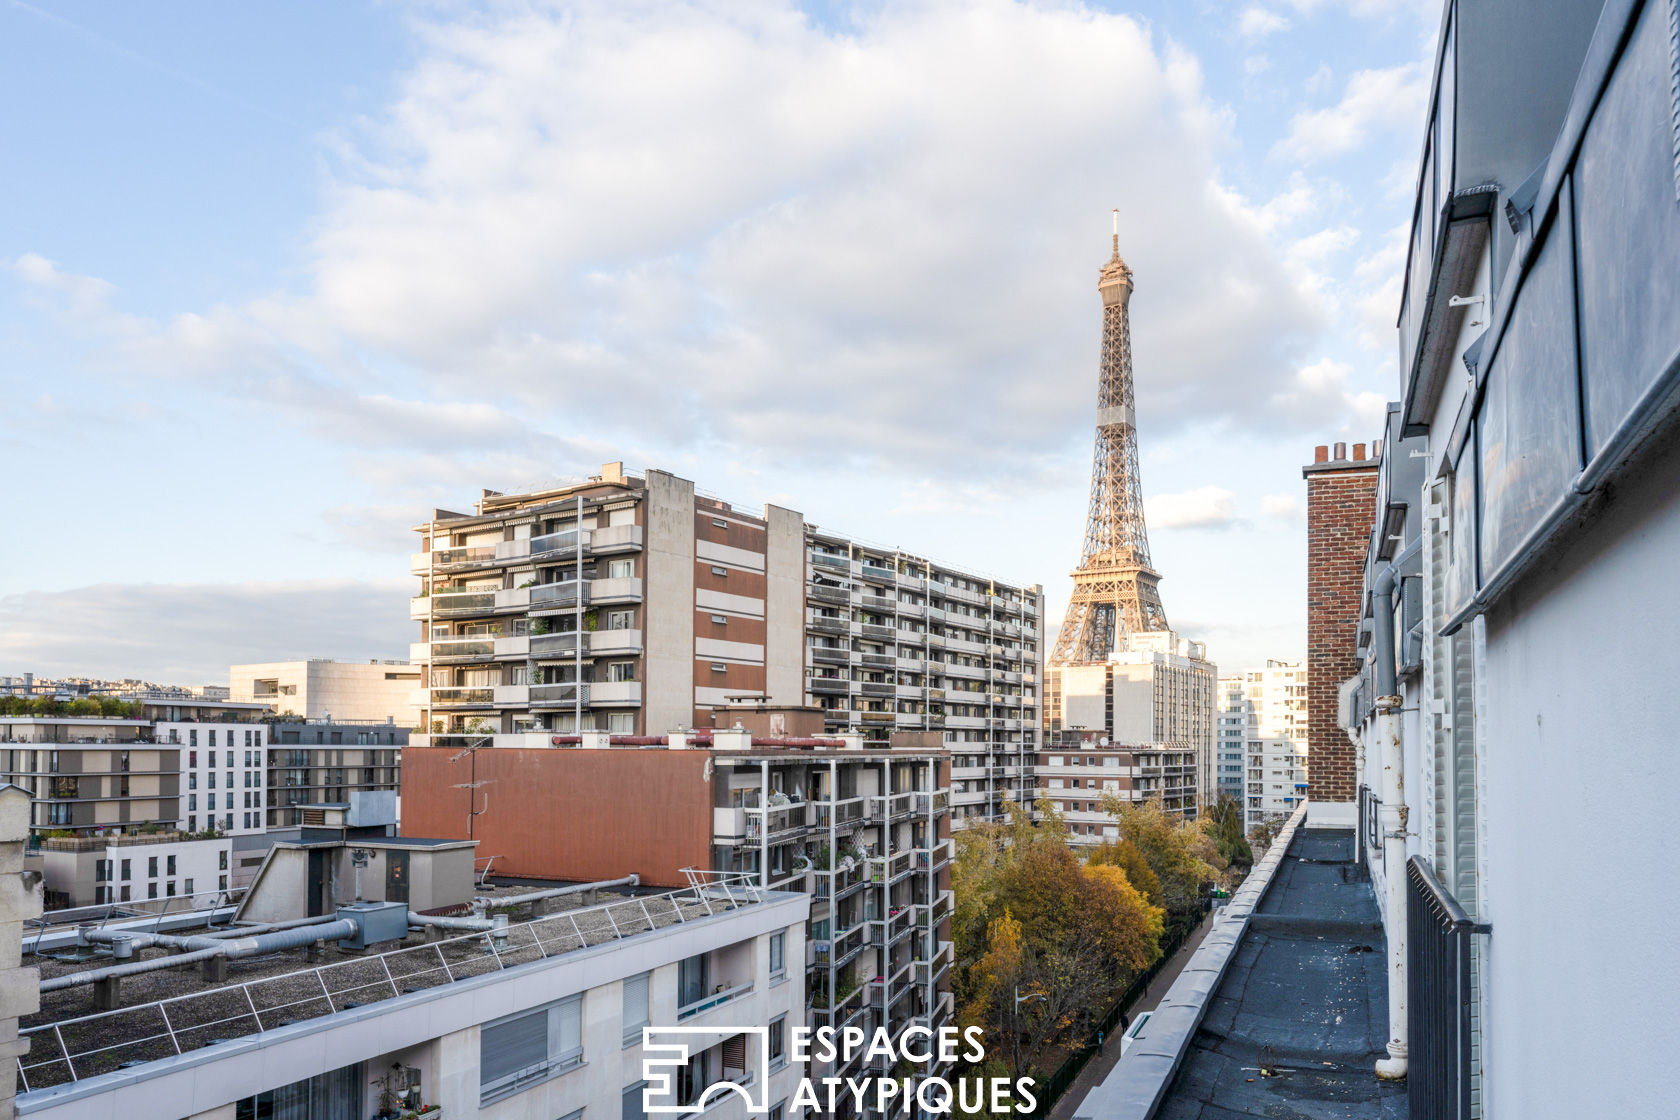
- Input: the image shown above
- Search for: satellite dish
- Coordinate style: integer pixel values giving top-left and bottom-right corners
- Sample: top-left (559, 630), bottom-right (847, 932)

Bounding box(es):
top-left (1099, 738), bottom-right (1110, 747)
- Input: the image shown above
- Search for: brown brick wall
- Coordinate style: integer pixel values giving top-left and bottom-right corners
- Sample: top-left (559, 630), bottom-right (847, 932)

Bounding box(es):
top-left (1304, 458), bottom-right (1379, 802)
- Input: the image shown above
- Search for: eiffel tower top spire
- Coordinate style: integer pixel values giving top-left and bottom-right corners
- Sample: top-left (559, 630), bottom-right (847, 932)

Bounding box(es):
top-left (1050, 213), bottom-right (1168, 665)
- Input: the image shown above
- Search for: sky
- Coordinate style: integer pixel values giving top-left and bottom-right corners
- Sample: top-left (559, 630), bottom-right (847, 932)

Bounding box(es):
top-left (1, 0), bottom-right (1440, 685)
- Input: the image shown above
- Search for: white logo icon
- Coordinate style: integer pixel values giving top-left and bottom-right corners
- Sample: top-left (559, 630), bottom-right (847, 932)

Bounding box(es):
top-left (642, 1026), bottom-right (773, 1114)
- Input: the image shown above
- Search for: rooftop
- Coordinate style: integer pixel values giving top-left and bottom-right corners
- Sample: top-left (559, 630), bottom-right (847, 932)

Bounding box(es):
top-left (1075, 809), bottom-right (1403, 1120)
top-left (21, 873), bottom-right (783, 1096)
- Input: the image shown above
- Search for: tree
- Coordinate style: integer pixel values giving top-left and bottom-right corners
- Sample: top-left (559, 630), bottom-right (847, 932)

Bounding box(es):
top-left (1101, 795), bottom-right (1220, 926)
top-left (1086, 837), bottom-right (1162, 907)
top-left (1201, 795), bottom-right (1253, 868)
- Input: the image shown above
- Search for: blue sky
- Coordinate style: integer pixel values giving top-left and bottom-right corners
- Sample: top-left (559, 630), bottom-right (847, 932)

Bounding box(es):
top-left (1, 0), bottom-right (1440, 683)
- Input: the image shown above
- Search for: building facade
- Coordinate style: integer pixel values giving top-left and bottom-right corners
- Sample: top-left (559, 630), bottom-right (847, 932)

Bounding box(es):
top-left (1236, 660), bottom-right (1308, 831)
top-left (265, 719), bottom-right (405, 828)
top-left (1045, 630), bottom-right (1215, 817)
top-left (1037, 734), bottom-right (1196, 843)
top-left (804, 531), bottom-right (1042, 830)
top-left (1336, 2), bottom-right (1680, 1114)
top-left (33, 832), bottom-right (232, 910)
top-left (229, 659), bottom-right (422, 724)
top-left (400, 720), bottom-right (954, 1089)
top-left (1214, 676), bottom-right (1247, 803)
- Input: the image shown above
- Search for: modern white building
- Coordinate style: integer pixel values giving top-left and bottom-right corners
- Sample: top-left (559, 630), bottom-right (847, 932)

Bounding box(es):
top-left (230, 659), bottom-right (422, 724)
top-left (157, 721), bottom-right (270, 837)
top-left (32, 832), bottom-right (233, 909)
top-left (1237, 661), bottom-right (1308, 832)
top-left (1047, 629), bottom-right (1215, 813)
top-left (1214, 676), bottom-right (1247, 804)
top-left (18, 874), bottom-right (808, 1120)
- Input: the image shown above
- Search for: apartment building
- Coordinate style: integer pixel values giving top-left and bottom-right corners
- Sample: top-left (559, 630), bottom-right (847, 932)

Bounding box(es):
top-left (401, 712), bottom-right (955, 1088)
top-left (1045, 629), bottom-right (1214, 816)
top-left (160, 720), bottom-right (269, 837)
top-left (229, 659), bottom-right (422, 723)
top-left (1237, 660), bottom-right (1308, 832)
top-left (1214, 676), bottom-right (1247, 803)
top-left (1037, 733), bottom-right (1196, 843)
top-left (0, 718), bottom-right (181, 835)
top-left (265, 719), bottom-right (405, 828)
top-left (805, 530), bottom-right (1043, 830)
top-left (411, 463), bottom-right (807, 738)
top-left (17, 866), bottom-right (806, 1120)
top-left (32, 832), bottom-right (232, 909)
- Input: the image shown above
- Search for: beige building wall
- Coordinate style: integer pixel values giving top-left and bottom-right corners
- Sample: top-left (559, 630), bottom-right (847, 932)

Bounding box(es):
top-left (643, 470), bottom-right (696, 735)
top-left (229, 661), bottom-right (420, 724)
top-left (762, 504), bottom-right (807, 708)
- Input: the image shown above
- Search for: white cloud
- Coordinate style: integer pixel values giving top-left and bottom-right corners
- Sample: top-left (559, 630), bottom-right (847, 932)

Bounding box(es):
top-left (0, 580), bottom-right (411, 683)
top-left (1268, 357), bottom-right (1388, 433)
top-left (1260, 492), bottom-right (1304, 519)
top-left (1352, 223), bottom-right (1409, 351)
top-left (1239, 8), bottom-right (1290, 40)
top-left (1147, 486), bottom-right (1241, 530)
top-left (1273, 62), bottom-right (1428, 163)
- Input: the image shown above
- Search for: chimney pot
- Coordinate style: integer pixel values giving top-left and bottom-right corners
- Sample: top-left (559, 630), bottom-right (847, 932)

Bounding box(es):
top-left (1352, 443), bottom-right (1366, 461)
top-left (1334, 442), bottom-right (1347, 460)
top-left (1314, 445), bottom-right (1329, 463)
top-left (1372, 439), bottom-right (1383, 460)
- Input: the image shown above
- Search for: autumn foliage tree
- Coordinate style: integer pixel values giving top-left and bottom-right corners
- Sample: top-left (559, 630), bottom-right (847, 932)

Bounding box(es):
top-left (953, 798), bottom-right (1163, 1075)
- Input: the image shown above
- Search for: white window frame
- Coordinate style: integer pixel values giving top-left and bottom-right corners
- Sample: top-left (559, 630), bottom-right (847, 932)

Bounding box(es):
top-left (479, 994), bottom-right (585, 1105)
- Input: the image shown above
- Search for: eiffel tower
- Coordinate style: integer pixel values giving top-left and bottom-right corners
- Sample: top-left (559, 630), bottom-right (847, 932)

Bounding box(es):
top-left (1051, 212), bottom-right (1169, 664)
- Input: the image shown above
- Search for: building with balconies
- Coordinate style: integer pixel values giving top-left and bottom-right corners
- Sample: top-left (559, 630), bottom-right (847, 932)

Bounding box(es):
top-left (1214, 676), bottom-right (1247, 804)
top-left (411, 462), bottom-right (807, 740)
top-left (1234, 660), bottom-right (1308, 832)
top-left (805, 531), bottom-right (1043, 830)
top-left (400, 715), bottom-right (954, 1094)
top-left (1036, 733), bottom-right (1196, 841)
top-left (1045, 629), bottom-right (1214, 818)
top-left (264, 719), bottom-right (405, 829)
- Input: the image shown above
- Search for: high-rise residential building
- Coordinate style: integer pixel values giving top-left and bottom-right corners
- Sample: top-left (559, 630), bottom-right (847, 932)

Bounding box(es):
top-left (1214, 676), bottom-right (1247, 803)
top-left (804, 531), bottom-right (1043, 830)
top-left (1238, 660), bottom-right (1308, 831)
top-left (410, 461), bottom-right (1041, 830)
top-left (229, 659), bottom-right (422, 724)
top-left (1047, 218), bottom-right (1216, 806)
top-left (1045, 630), bottom-right (1215, 820)
top-left (402, 712), bottom-right (954, 1090)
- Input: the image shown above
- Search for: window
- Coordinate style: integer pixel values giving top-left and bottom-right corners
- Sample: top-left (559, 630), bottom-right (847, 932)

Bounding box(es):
top-left (209, 794), bottom-right (217, 810)
top-left (710, 614), bottom-right (727, 625)
top-left (218, 875), bottom-right (228, 891)
top-left (711, 663), bottom-right (727, 674)
top-left (148, 856), bottom-right (158, 878)
top-left (623, 971), bottom-right (650, 1046)
top-left (710, 566), bottom-right (728, 577)
top-left (189, 773), bottom-right (197, 790)
top-left (480, 995), bottom-right (584, 1104)
top-left (208, 772), bottom-right (216, 789)
top-left (236, 1062), bottom-right (365, 1120)
top-left (147, 883), bottom-right (157, 899)
top-left (189, 731), bottom-right (197, 748)
top-left (623, 1083), bottom-right (648, 1120)
top-left (678, 953), bottom-right (709, 1011)
top-left (188, 816), bottom-right (197, 832)
top-left (209, 731), bottom-right (217, 747)
top-left (120, 859), bottom-right (130, 881)
top-left (769, 932), bottom-right (785, 981)
top-left (167, 855), bottom-right (176, 876)
top-left (184, 878), bottom-right (194, 895)
top-left (189, 750), bottom-right (197, 767)
top-left (608, 560), bottom-right (634, 579)
top-left (120, 885), bottom-right (131, 902)
top-left (608, 662), bottom-right (637, 683)
top-left (607, 610), bottom-right (633, 630)
top-left (768, 1015), bottom-right (787, 1071)
top-left (166, 881), bottom-right (176, 897)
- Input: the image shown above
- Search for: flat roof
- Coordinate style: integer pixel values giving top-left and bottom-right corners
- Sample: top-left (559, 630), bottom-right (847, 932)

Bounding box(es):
top-left (1153, 827), bottom-right (1403, 1119)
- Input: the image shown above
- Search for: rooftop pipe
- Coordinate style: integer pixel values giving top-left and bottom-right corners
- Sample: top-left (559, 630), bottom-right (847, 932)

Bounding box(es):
top-left (1371, 538), bottom-right (1418, 1082)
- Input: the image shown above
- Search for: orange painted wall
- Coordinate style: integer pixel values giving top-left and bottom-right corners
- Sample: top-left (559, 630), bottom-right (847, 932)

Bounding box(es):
top-left (402, 747), bottom-right (714, 888)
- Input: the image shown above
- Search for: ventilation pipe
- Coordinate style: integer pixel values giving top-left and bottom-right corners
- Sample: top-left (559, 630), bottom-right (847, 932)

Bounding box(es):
top-left (472, 873), bottom-right (639, 914)
top-left (1371, 539), bottom-right (1418, 1082)
top-left (45, 918), bottom-right (360, 994)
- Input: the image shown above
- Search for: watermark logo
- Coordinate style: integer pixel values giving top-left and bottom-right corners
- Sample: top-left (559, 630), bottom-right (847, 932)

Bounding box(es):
top-left (641, 1024), bottom-right (1036, 1116)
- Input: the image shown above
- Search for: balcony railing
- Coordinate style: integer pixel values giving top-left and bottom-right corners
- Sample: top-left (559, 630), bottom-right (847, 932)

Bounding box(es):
top-left (429, 687), bottom-right (493, 706)
top-left (1407, 856), bottom-right (1489, 1120)
top-left (530, 683), bottom-right (589, 706)
top-left (530, 631), bottom-right (588, 658)
top-left (677, 979), bottom-right (755, 1021)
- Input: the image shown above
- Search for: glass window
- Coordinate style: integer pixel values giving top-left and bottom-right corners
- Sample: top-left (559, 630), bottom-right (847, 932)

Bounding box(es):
top-left (769, 1016), bottom-right (786, 1069)
top-left (623, 971), bottom-right (650, 1046)
top-left (480, 995), bottom-right (584, 1104)
top-left (623, 1083), bottom-right (648, 1120)
top-left (235, 1061), bottom-right (365, 1120)
top-left (769, 932), bottom-right (785, 979)
top-left (678, 953), bottom-right (709, 1010)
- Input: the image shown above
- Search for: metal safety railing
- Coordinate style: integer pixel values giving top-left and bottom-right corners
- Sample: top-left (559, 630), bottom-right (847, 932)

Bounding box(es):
top-left (1407, 856), bottom-right (1489, 1120)
top-left (20, 870), bottom-right (763, 1095)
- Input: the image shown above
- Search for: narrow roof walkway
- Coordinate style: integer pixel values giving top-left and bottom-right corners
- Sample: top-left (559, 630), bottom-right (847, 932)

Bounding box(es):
top-left (1074, 809), bottom-right (1405, 1119)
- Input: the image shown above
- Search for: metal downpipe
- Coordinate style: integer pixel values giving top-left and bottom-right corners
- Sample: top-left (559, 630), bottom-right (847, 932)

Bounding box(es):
top-left (1371, 542), bottom-right (1415, 1082)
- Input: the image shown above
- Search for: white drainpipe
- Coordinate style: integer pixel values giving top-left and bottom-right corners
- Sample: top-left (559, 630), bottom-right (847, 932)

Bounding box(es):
top-left (1370, 543), bottom-right (1415, 1081)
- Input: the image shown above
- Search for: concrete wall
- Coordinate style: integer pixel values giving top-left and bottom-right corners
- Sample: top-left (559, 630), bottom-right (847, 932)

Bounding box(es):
top-left (401, 747), bottom-right (714, 887)
top-left (229, 661), bottom-right (420, 724)
top-left (762, 505), bottom-right (808, 708)
top-left (0, 786), bottom-right (41, 1120)
top-left (644, 472), bottom-right (697, 735)
top-left (1059, 665), bottom-right (1110, 732)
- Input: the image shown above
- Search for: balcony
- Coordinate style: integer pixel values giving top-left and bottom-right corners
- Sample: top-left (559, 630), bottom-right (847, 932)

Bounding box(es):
top-left (529, 528), bottom-right (585, 558)
top-left (529, 683), bottom-right (588, 707)
top-left (809, 677), bottom-right (851, 695)
top-left (590, 628), bottom-right (644, 656)
top-left (524, 581), bottom-right (584, 615)
top-left (809, 585), bottom-right (849, 607)
top-left (589, 577), bottom-right (641, 604)
top-left (530, 631), bottom-right (588, 658)
top-left (492, 684), bottom-right (529, 706)
top-left (591, 681), bottom-right (642, 706)
top-left (810, 552), bottom-right (848, 572)
top-left (428, 687), bottom-right (493, 707)
top-left (860, 623), bottom-right (895, 641)
top-left (809, 616), bottom-right (847, 635)
top-left (677, 980), bottom-right (755, 1021)
top-left (591, 523), bottom-right (643, 553)
top-left (859, 595), bottom-right (897, 615)
top-left (858, 564), bottom-right (896, 586)
top-left (810, 646), bottom-right (851, 664)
